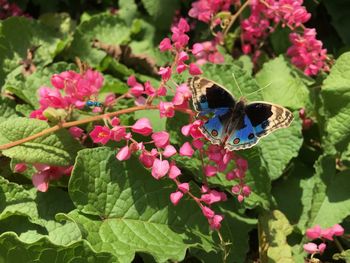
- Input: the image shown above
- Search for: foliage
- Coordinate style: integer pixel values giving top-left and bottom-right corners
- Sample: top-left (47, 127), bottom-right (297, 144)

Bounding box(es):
top-left (0, 0), bottom-right (349, 262)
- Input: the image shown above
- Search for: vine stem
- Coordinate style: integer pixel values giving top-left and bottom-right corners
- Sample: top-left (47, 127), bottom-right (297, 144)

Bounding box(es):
top-left (223, 0), bottom-right (251, 37)
top-left (0, 105), bottom-right (195, 151)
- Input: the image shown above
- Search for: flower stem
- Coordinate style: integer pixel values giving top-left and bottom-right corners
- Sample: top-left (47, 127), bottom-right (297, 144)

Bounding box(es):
top-left (223, 0), bottom-right (251, 37)
top-left (0, 105), bottom-right (195, 150)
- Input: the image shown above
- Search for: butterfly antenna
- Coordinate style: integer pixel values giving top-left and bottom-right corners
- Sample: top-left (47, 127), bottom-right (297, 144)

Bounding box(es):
top-left (231, 72), bottom-right (243, 97)
top-left (245, 83), bottom-right (272, 98)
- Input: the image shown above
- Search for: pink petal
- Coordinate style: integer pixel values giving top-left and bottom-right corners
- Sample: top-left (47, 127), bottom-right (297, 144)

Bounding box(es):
top-left (14, 163), bottom-right (27, 173)
top-left (152, 131), bottom-right (170, 148)
top-left (170, 191), bottom-right (183, 205)
top-left (179, 142), bottom-right (194, 157)
top-left (169, 163), bottom-right (181, 179)
top-left (189, 63), bottom-right (202, 75)
top-left (32, 172), bottom-right (49, 192)
top-left (163, 145), bottom-right (177, 158)
top-left (151, 158), bottom-right (169, 179)
top-left (116, 146), bottom-right (131, 161)
top-left (303, 242), bottom-right (318, 254)
top-left (131, 118), bottom-right (153, 136)
top-left (178, 183), bottom-right (189, 193)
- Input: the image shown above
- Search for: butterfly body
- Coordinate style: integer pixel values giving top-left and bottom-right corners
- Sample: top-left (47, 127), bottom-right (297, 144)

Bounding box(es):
top-left (188, 76), bottom-right (294, 151)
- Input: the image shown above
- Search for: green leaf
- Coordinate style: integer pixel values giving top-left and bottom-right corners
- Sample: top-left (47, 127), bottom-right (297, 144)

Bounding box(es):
top-left (311, 169), bottom-right (350, 227)
top-left (321, 52), bottom-right (350, 154)
top-left (255, 55), bottom-right (311, 109)
top-left (68, 147), bottom-right (215, 262)
top-left (260, 210), bottom-right (294, 263)
top-left (0, 97), bottom-right (18, 122)
top-left (272, 160), bottom-right (316, 232)
top-left (118, 0), bottom-right (138, 25)
top-left (66, 14), bottom-right (131, 67)
top-left (141, 0), bottom-right (179, 30)
top-left (0, 117), bottom-right (82, 166)
top-left (0, 17), bottom-right (62, 87)
top-left (323, 1), bottom-right (350, 46)
top-left (259, 112), bottom-right (303, 180)
top-left (0, 176), bottom-right (80, 246)
top-left (4, 62), bottom-right (77, 107)
top-left (0, 232), bottom-right (115, 263)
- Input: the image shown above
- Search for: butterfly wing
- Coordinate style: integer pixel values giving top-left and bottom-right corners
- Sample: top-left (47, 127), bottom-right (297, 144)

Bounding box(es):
top-left (225, 102), bottom-right (294, 151)
top-left (245, 102), bottom-right (294, 138)
top-left (188, 77), bottom-right (237, 144)
top-left (188, 76), bottom-right (236, 115)
top-left (200, 109), bottom-right (233, 145)
top-left (225, 115), bottom-right (258, 150)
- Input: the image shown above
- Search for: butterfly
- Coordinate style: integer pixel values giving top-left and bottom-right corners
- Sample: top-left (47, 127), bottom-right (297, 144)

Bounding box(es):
top-left (188, 76), bottom-right (294, 151)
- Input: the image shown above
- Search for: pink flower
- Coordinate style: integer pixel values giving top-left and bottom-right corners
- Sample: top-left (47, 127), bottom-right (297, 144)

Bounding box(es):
top-left (209, 214), bottom-right (223, 230)
top-left (158, 67), bottom-right (172, 81)
top-left (139, 151), bottom-right (156, 168)
top-left (201, 206), bottom-right (215, 219)
top-left (303, 242), bottom-right (326, 254)
top-left (171, 18), bottom-right (190, 49)
top-left (321, 226), bottom-right (339, 241)
top-left (159, 101), bottom-right (175, 118)
top-left (151, 158), bottom-right (170, 179)
top-left (32, 172), bottom-right (49, 192)
top-left (231, 185), bottom-right (240, 194)
top-left (192, 139), bottom-right (204, 149)
top-left (236, 158), bottom-right (248, 172)
top-left (14, 163), bottom-right (27, 173)
top-left (110, 126), bottom-right (127, 141)
top-left (176, 63), bottom-right (187, 74)
top-left (178, 51), bottom-right (189, 63)
top-left (173, 84), bottom-right (191, 106)
top-left (159, 37), bottom-right (172, 52)
top-left (131, 118), bottom-right (153, 136)
top-left (287, 28), bottom-right (329, 76)
top-left (332, 224), bottom-right (344, 236)
top-left (152, 131), bottom-right (170, 148)
top-left (170, 191), bottom-right (183, 205)
top-left (169, 163), bottom-right (181, 179)
top-left (178, 183), bottom-right (189, 193)
top-left (144, 81), bottom-right (156, 96)
top-left (179, 142), bottom-right (195, 157)
top-left (116, 146), bottom-right (131, 161)
top-left (181, 120), bottom-right (204, 138)
top-left (242, 185), bottom-right (251, 197)
top-left (306, 225), bottom-right (322, 240)
top-left (189, 63), bottom-right (203, 75)
top-left (127, 76), bottom-right (144, 97)
top-left (69, 126), bottom-right (84, 139)
top-left (89, 125), bottom-right (111, 145)
top-left (204, 165), bottom-right (217, 177)
top-left (163, 145), bottom-right (177, 158)
top-left (201, 190), bottom-right (226, 204)
top-left (189, 0), bottom-right (233, 23)
top-left (192, 43), bottom-right (204, 55)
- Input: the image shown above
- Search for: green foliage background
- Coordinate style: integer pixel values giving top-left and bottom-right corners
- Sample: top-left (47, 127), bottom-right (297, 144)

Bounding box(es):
top-left (0, 0), bottom-right (350, 262)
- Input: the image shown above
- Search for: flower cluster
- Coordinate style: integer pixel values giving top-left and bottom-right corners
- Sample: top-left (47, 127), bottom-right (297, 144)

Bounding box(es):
top-left (304, 224), bottom-right (344, 255)
top-left (188, 0), bottom-right (235, 23)
top-left (189, 0), bottom-right (329, 76)
top-left (192, 34), bottom-right (225, 65)
top-left (287, 28), bottom-right (330, 76)
top-left (30, 69), bottom-right (104, 120)
top-left (0, 0), bottom-right (25, 19)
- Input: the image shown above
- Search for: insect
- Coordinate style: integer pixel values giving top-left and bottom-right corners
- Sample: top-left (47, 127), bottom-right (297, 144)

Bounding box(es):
top-left (188, 76), bottom-right (294, 151)
top-left (85, 100), bottom-right (103, 107)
